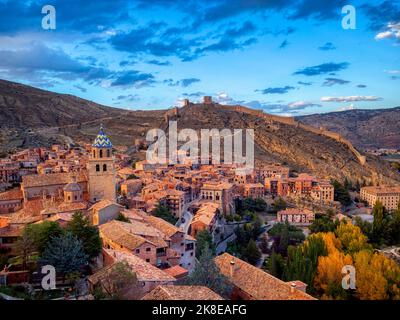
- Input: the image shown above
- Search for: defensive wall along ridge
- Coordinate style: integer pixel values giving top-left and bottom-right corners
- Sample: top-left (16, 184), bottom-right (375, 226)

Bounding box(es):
top-left (228, 105), bottom-right (367, 166)
top-left (164, 103), bottom-right (366, 166)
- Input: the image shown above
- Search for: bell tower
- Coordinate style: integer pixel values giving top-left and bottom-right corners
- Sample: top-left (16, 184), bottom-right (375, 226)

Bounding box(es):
top-left (88, 125), bottom-right (116, 202)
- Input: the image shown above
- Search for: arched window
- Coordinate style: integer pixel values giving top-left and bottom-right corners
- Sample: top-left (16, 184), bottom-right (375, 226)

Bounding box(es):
top-left (99, 149), bottom-right (103, 158)
top-left (93, 150), bottom-right (96, 158)
top-left (96, 164), bottom-right (100, 172)
top-left (103, 164), bottom-right (107, 171)
top-left (107, 149), bottom-right (111, 157)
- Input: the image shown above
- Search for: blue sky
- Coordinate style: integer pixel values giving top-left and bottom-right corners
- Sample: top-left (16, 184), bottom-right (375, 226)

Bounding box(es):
top-left (0, 0), bottom-right (399, 115)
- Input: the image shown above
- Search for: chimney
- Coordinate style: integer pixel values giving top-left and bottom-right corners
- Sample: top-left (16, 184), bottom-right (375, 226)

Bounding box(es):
top-left (230, 259), bottom-right (236, 277)
top-left (183, 99), bottom-right (190, 107)
top-left (290, 282), bottom-right (296, 293)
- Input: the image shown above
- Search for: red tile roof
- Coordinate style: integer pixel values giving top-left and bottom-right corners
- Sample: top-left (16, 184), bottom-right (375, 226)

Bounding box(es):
top-left (215, 253), bottom-right (316, 300)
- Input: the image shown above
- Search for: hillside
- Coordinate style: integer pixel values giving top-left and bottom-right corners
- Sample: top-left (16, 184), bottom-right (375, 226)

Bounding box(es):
top-left (298, 107), bottom-right (400, 149)
top-left (0, 79), bottom-right (399, 185)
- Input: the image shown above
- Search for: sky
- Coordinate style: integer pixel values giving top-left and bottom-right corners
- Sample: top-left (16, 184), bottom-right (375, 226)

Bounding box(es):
top-left (0, 0), bottom-right (399, 115)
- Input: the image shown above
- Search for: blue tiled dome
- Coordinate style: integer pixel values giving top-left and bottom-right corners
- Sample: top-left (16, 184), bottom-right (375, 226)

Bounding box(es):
top-left (92, 126), bottom-right (113, 148)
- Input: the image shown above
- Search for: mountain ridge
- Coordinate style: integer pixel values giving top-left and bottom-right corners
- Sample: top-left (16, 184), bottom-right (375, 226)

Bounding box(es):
top-left (298, 107), bottom-right (400, 149)
top-left (0, 78), bottom-right (399, 185)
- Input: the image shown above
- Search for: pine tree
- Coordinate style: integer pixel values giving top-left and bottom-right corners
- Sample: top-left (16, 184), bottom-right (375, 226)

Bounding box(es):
top-left (195, 229), bottom-right (215, 258)
top-left (40, 232), bottom-right (88, 276)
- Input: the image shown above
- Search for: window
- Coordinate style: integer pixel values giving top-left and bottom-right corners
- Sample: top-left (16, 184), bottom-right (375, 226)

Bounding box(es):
top-left (99, 149), bottom-right (103, 158)
top-left (146, 259), bottom-right (150, 262)
top-left (67, 196), bottom-right (71, 201)
top-left (96, 164), bottom-right (100, 172)
top-left (146, 247), bottom-right (151, 252)
top-left (107, 149), bottom-right (111, 157)
top-left (135, 249), bottom-right (140, 254)
top-left (93, 150), bottom-right (96, 157)
top-left (103, 164), bottom-right (107, 171)
top-left (74, 195), bottom-right (77, 200)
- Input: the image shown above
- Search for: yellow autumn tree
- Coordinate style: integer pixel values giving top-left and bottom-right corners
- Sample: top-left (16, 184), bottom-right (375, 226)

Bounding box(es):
top-left (319, 232), bottom-right (342, 254)
top-left (354, 250), bottom-right (400, 300)
top-left (335, 221), bottom-right (372, 255)
top-left (314, 232), bottom-right (353, 300)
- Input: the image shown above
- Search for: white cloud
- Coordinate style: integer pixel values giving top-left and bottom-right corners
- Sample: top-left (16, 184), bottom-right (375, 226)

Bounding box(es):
top-left (287, 100), bottom-right (321, 109)
top-left (321, 96), bottom-right (382, 102)
top-left (375, 31), bottom-right (394, 40)
top-left (375, 22), bottom-right (400, 40)
top-left (384, 70), bottom-right (400, 74)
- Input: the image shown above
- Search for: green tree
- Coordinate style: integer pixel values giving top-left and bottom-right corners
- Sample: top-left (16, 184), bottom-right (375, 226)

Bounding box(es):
top-left (153, 203), bottom-right (177, 225)
top-left (389, 202), bottom-right (400, 245)
top-left (40, 233), bottom-right (88, 276)
top-left (284, 235), bottom-right (327, 292)
top-left (266, 249), bottom-right (285, 279)
top-left (309, 215), bottom-right (337, 234)
top-left (251, 216), bottom-right (263, 239)
top-left (332, 180), bottom-right (352, 207)
top-left (183, 247), bottom-right (232, 298)
top-left (372, 200), bottom-right (385, 233)
top-left (242, 239), bottom-right (261, 265)
top-left (272, 197), bottom-right (287, 211)
top-left (269, 222), bottom-right (305, 248)
top-left (23, 221), bottom-right (64, 255)
top-left (279, 222), bottom-right (290, 252)
top-left (67, 211), bottom-right (102, 260)
top-left (195, 230), bottom-right (215, 258)
top-left (259, 233), bottom-right (269, 254)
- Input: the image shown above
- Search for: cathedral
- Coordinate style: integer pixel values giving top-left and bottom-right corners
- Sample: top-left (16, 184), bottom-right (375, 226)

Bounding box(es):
top-left (19, 126), bottom-right (117, 210)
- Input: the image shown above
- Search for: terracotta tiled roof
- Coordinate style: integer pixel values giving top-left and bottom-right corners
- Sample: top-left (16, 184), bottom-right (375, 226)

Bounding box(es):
top-left (99, 220), bottom-right (150, 250)
top-left (0, 225), bottom-right (24, 237)
top-left (101, 249), bottom-right (175, 282)
top-left (162, 265), bottom-right (189, 279)
top-left (361, 186), bottom-right (400, 195)
top-left (22, 172), bottom-right (87, 188)
top-left (90, 199), bottom-right (122, 211)
top-left (112, 219), bottom-right (169, 248)
top-left (191, 202), bottom-right (219, 227)
top-left (215, 253), bottom-right (316, 300)
top-left (41, 201), bottom-right (88, 215)
top-left (145, 215), bottom-right (182, 238)
top-left (142, 285), bottom-right (223, 300)
top-left (0, 188), bottom-right (23, 201)
top-left (14, 198), bottom-right (46, 217)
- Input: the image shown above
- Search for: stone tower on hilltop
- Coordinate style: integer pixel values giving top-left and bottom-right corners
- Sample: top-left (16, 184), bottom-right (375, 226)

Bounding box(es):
top-left (88, 125), bottom-right (116, 202)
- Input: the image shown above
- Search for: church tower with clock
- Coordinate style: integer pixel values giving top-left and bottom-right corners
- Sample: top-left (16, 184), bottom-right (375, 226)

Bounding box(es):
top-left (88, 125), bottom-right (116, 202)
